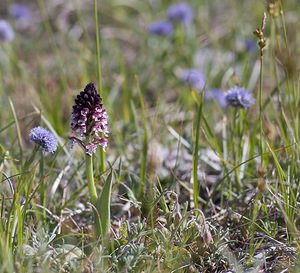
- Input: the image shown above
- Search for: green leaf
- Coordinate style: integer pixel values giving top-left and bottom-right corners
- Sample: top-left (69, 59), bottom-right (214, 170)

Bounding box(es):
top-left (95, 170), bottom-right (113, 241)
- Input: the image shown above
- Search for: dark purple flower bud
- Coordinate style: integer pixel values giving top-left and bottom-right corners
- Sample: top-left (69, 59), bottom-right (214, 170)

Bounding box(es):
top-left (180, 69), bottom-right (205, 91)
top-left (70, 83), bottom-right (108, 154)
top-left (225, 86), bottom-right (255, 109)
top-left (167, 2), bottom-right (193, 25)
top-left (148, 20), bottom-right (173, 36)
top-left (0, 20), bottom-right (15, 42)
top-left (205, 89), bottom-right (227, 108)
top-left (9, 4), bottom-right (32, 20)
top-left (29, 126), bottom-right (58, 153)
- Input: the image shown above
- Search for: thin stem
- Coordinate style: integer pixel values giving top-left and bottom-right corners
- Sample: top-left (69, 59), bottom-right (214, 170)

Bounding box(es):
top-left (259, 49), bottom-right (264, 166)
top-left (86, 154), bottom-right (98, 204)
top-left (192, 92), bottom-right (204, 210)
top-left (94, 0), bottom-right (105, 173)
top-left (39, 149), bottom-right (46, 221)
top-left (279, 0), bottom-right (288, 49)
top-left (137, 77), bottom-right (148, 198)
top-left (232, 109), bottom-right (241, 193)
top-left (93, 0), bottom-right (102, 91)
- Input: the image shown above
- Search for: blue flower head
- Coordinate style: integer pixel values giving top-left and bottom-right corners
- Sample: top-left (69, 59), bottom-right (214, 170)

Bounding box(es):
top-left (148, 20), bottom-right (173, 36)
top-left (29, 126), bottom-right (58, 153)
top-left (0, 20), bottom-right (15, 42)
top-left (181, 69), bottom-right (205, 91)
top-left (205, 89), bottom-right (227, 108)
top-left (225, 86), bottom-right (255, 109)
top-left (167, 2), bottom-right (193, 25)
top-left (245, 39), bottom-right (257, 53)
top-left (9, 4), bottom-right (32, 20)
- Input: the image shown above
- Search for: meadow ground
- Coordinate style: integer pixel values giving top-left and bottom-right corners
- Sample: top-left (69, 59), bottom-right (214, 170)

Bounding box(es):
top-left (0, 0), bottom-right (300, 272)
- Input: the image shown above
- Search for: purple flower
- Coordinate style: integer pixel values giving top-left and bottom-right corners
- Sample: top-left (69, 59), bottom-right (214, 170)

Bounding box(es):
top-left (205, 89), bottom-right (227, 108)
top-left (9, 4), bottom-right (32, 20)
top-left (70, 83), bottom-right (108, 155)
top-left (167, 2), bottom-right (193, 25)
top-left (29, 126), bottom-right (58, 153)
top-left (245, 39), bottom-right (257, 53)
top-left (0, 20), bottom-right (15, 42)
top-left (148, 20), bottom-right (173, 36)
top-left (181, 69), bottom-right (205, 91)
top-left (224, 86), bottom-right (255, 109)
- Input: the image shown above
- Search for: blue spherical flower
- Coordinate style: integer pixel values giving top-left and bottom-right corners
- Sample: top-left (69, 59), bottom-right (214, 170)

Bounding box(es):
top-left (0, 20), bottom-right (15, 42)
top-left (245, 39), bottom-right (257, 53)
top-left (29, 126), bottom-right (58, 153)
top-left (167, 2), bottom-right (193, 25)
top-left (181, 69), bottom-right (205, 91)
top-left (224, 86), bottom-right (255, 109)
top-left (148, 20), bottom-right (173, 36)
top-left (9, 4), bottom-right (32, 20)
top-left (205, 89), bottom-right (227, 108)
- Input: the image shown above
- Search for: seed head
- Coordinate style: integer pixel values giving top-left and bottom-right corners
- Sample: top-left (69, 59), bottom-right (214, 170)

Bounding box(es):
top-left (224, 86), bottom-right (255, 109)
top-left (266, 0), bottom-right (281, 18)
top-left (29, 126), bottom-right (58, 153)
top-left (253, 13), bottom-right (267, 51)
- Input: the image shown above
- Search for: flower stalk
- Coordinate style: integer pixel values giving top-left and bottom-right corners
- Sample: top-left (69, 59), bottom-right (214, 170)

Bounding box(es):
top-left (86, 154), bottom-right (97, 204)
top-left (191, 91), bottom-right (204, 211)
top-left (254, 13), bottom-right (267, 166)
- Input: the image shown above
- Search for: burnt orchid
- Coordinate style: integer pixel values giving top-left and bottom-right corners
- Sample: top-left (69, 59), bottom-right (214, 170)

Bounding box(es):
top-left (70, 83), bottom-right (112, 240)
top-left (70, 82), bottom-right (108, 156)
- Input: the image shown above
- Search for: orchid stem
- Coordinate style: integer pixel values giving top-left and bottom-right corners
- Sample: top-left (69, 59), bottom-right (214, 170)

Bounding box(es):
top-left (86, 154), bottom-right (98, 204)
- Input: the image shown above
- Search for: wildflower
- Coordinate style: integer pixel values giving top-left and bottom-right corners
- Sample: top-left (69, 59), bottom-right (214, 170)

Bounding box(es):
top-left (9, 4), bottom-right (32, 20)
top-left (224, 86), bottom-right (255, 109)
top-left (245, 39), bottom-right (257, 53)
top-left (181, 69), bottom-right (205, 91)
top-left (148, 20), bottom-right (173, 36)
top-left (0, 20), bottom-right (15, 42)
top-left (205, 89), bottom-right (227, 108)
top-left (167, 2), bottom-right (193, 25)
top-left (29, 126), bottom-right (58, 153)
top-left (70, 83), bottom-right (108, 155)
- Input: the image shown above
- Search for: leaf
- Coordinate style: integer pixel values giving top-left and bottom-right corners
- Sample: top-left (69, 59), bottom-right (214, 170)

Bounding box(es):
top-left (95, 170), bottom-right (113, 241)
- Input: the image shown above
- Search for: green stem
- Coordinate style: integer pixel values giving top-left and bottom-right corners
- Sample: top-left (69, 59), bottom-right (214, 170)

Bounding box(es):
top-left (86, 154), bottom-right (98, 204)
top-left (259, 49), bottom-right (264, 166)
top-left (39, 150), bottom-right (46, 221)
top-left (94, 0), bottom-right (105, 173)
top-left (232, 109), bottom-right (241, 193)
top-left (137, 78), bottom-right (148, 198)
top-left (192, 92), bottom-right (204, 210)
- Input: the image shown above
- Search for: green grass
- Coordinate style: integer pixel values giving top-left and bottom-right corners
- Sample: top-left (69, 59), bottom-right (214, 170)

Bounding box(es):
top-left (1, 0), bottom-right (300, 272)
